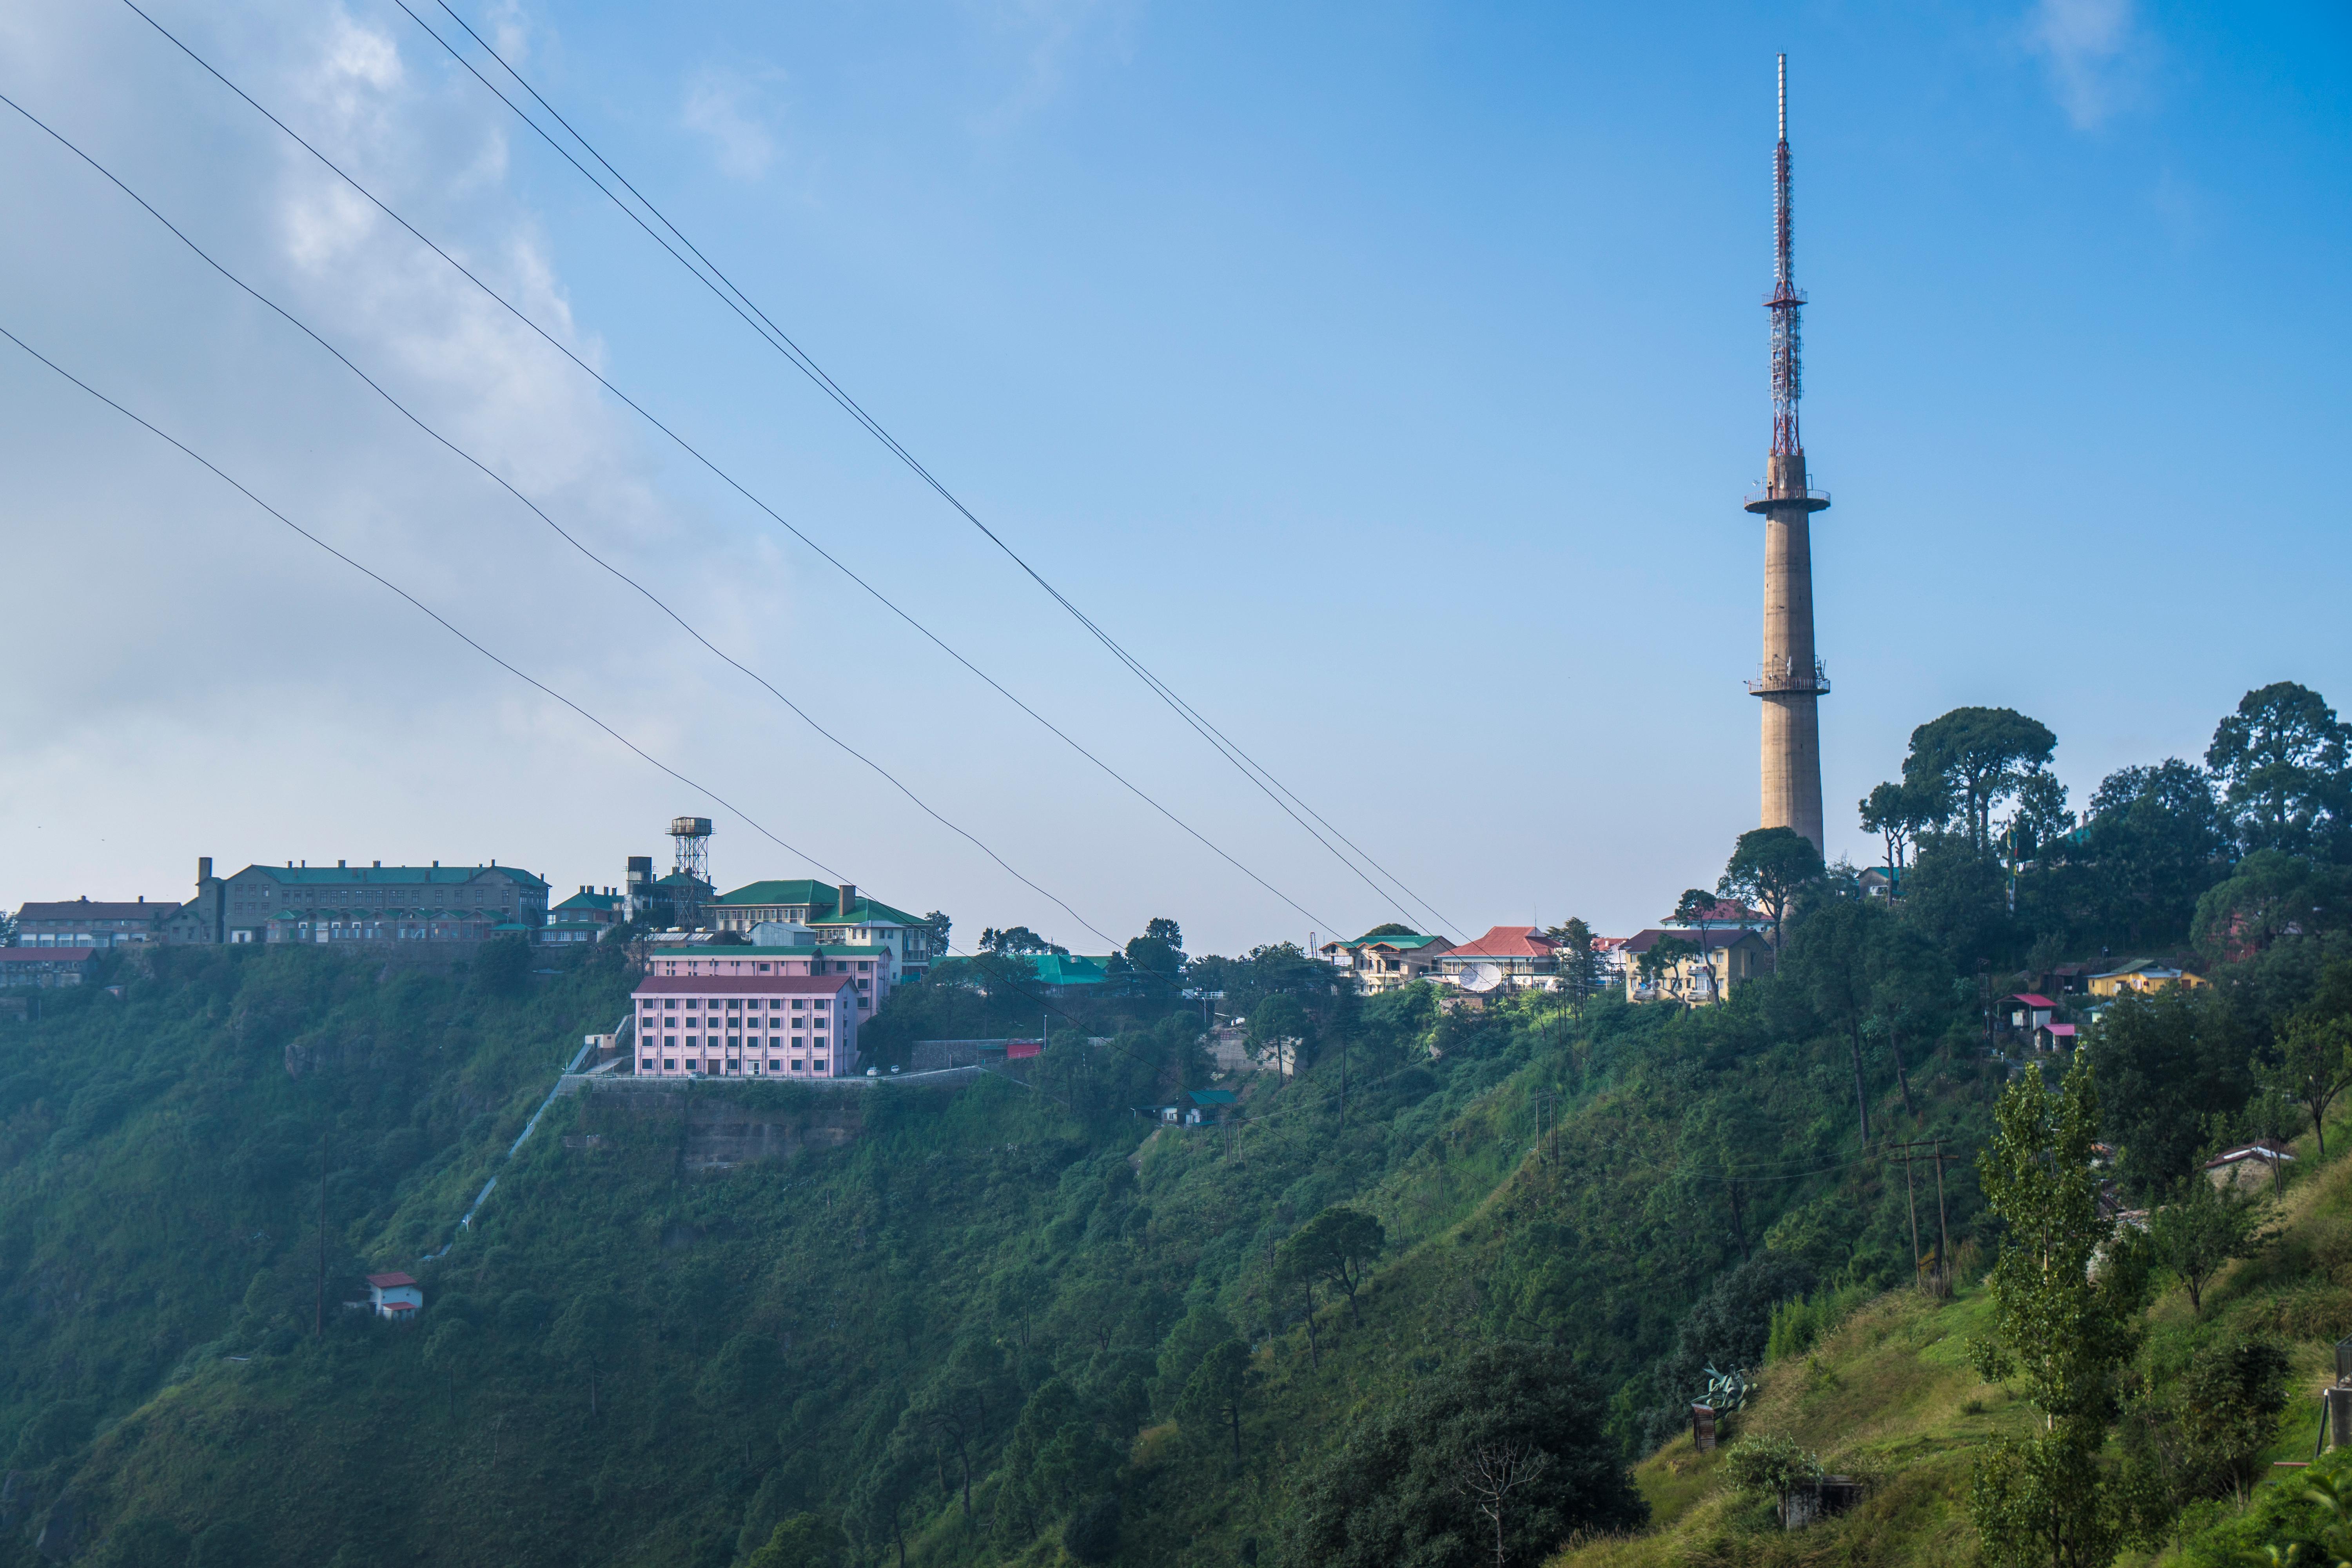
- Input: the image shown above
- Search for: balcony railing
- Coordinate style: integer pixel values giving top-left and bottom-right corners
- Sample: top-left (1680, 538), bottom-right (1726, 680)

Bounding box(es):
top-left (1746, 657), bottom-right (1831, 696)
top-left (1742, 483), bottom-right (1831, 512)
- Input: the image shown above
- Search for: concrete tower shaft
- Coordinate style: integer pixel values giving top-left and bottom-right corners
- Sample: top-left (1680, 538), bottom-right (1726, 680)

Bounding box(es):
top-left (1744, 55), bottom-right (1829, 856)
top-left (1751, 454), bottom-right (1828, 851)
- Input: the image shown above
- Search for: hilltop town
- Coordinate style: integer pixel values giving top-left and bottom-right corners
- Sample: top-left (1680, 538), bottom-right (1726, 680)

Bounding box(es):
top-left (0, 9), bottom-right (2345, 1566)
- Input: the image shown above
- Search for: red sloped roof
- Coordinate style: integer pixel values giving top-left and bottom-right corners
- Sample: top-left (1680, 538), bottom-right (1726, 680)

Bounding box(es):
top-left (1446, 926), bottom-right (1558, 960)
top-left (2007, 993), bottom-right (2056, 1009)
top-left (366, 1272), bottom-right (417, 1289)
top-left (0, 947), bottom-right (98, 962)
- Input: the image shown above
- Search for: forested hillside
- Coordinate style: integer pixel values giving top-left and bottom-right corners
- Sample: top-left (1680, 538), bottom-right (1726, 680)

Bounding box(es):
top-left (3, 681), bottom-right (2352, 1568)
top-left (0, 931), bottom-right (1992, 1568)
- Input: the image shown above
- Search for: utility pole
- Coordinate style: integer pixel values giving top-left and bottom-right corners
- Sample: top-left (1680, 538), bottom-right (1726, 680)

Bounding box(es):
top-left (1338, 1030), bottom-right (1348, 1131)
top-left (1886, 1137), bottom-right (1960, 1288)
top-left (2004, 820), bottom-right (2019, 915)
top-left (1931, 1136), bottom-right (1952, 1281)
top-left (1979, 960), bottom-right (1994, 1059)
top-left (1896, 1144), bottom-right (1922, 1286)
top-left (314, 1130), bottom-right (327, 1338)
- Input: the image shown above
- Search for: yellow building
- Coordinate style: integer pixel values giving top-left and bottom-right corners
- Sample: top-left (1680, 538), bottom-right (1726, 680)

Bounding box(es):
top-left (1622, 928), bottom-right (1773, 1006)
top-left (2087, 960), bottom-right (2207, 998)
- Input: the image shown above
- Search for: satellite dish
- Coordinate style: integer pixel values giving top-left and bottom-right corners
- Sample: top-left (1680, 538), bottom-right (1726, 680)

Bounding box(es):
top-left (1459, 962), bottom-right (1504, 994)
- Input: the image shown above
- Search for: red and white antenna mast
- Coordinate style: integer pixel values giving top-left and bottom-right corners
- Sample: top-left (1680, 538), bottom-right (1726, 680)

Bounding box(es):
top-left (1768, 52), bottom-right (1804, 458)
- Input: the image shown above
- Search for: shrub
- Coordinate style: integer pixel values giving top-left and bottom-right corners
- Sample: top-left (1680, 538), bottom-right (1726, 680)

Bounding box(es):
top-left (1722, 1432), bottom-right (1824, 1509)
top-left (2271, 1282), bottom-right (2352, 1341)
top-left (1763, 1275), bottom-right (1873, 1364)
top-left (10, 1399), bottom-right (96, 1468)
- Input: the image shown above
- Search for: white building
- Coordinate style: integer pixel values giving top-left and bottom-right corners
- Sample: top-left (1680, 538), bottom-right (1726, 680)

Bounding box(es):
top-left (706, 881), bottom-right (940, 984)
top-left (367, 1271), bottom-right (423, 1321)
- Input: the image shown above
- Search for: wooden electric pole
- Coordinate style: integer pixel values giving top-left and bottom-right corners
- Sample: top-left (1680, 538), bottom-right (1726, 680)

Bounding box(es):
top-left (314, 1130), bottom-right (327, 1338)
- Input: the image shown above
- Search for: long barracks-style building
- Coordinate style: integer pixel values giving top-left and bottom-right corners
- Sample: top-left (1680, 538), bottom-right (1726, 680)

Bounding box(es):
top-left (175, 857), bottom-right (550, 945)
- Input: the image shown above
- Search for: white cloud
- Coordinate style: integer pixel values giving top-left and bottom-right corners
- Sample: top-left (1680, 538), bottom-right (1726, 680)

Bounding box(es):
top-left (485, 0), bottom-right (532, 67)
top-left (0, 0), bottom-right (839, 904)
top-left (682, 69), bottom-right (781, 181)
top-left (2025, 0), bottom-right (2143, 129)
top-left (303, 11), bottom-right (406, 133)
top-left (963, 0), bottom-right (1142, 132)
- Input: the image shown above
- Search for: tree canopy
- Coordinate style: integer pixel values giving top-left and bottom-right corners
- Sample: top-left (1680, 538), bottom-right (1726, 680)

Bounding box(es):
top-left (1718, 828), bottom-right (1824, 942)
top-left (1902, 706), bottom-right (2058, 851)
top-left (1969, 1059), bottom-right (2155, 1568)
top-left (2206, 681), bottom-right (2351, 860)
top-left (1859, 778), bottom-right (1943, 871)
top-left (1278, 1343), bottom-right (1645, 1568)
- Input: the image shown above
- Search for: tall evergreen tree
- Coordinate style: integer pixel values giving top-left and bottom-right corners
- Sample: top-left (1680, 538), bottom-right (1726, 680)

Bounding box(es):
top-left (1969, 1060), bottom-right (2158, 1568)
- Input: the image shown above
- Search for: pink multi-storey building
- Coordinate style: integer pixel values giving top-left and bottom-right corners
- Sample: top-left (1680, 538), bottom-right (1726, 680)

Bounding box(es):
top-left (640, 944), bottom-right (894, 1017)
top-left (631, 971), bottom-right (862, 1079)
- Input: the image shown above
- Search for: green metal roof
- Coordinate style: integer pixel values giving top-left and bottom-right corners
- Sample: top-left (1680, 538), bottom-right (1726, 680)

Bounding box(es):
top-left (1342, 932), bottom-right (1446, 951)
top-left (712, 880), bottom-right (927, 927)
top-left (713, 879), bottom-right (841, 909)
top-left (1027, 953), bottom-right (1111, 987)
top-left (554, 891), bottom-right (625, 912)
top-left (236, 863), bottom-right (548, 890)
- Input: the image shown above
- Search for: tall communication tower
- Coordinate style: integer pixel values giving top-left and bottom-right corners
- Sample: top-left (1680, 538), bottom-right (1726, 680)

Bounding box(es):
top-left (1743, 54), bottom-right (1830, 855)
top-left (670, 816), bottom-right (713, 927)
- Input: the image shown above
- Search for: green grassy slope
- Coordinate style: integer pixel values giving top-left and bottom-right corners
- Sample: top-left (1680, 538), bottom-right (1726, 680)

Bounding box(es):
top-left (1546, 1102), bottom-right (2352, 1568)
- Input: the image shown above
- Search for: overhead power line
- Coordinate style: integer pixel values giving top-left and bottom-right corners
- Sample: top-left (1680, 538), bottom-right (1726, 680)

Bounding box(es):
top-left (0, 321), bottom-right (1120, 992)
top-left (0, 344), bottom-right (1301, 1100)
top-left (0, 319), bottom-right (871, 896)
top-left (107, 0), bottom-right (1354, 942)
top-left (0, 87), bottom-right (1133, 951)
top-left (403, 0), bottom-right (1459, 939)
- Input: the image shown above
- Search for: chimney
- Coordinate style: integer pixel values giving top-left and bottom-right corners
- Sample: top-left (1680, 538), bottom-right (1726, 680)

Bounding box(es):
top-left (338, 860), bottom-right (346, 869)
top-left (373, 860), bottom-right (381, 869)
top-left (198, 856), bottom-right (213, 883)
top-left (837, 884), bottom-right (856, 919)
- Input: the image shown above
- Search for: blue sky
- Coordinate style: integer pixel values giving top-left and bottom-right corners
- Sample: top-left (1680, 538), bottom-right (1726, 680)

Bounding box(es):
top-left (0, 0), bottom-right (2345, 953)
